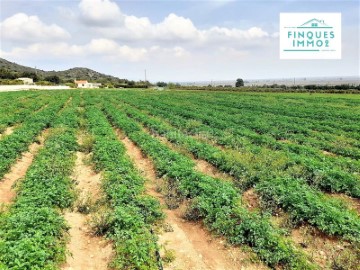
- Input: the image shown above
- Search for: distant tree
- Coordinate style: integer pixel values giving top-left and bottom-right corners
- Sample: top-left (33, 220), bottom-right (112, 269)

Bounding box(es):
top-left (235, 78), bottom-right (244, 87)
top-left (64, 78), bottom-right (76, 84)
top-left (137, 80), bottom-right (151, 87)
top-left (166, 82), bottom-right (181, 88)
top-left (0, 68), bottom-right (18, 79)
top-left (128, 80), bottom-right (135, 86)
top-left (36, 80), bottom-right (53, 86)
top-left (20, 71), bottom-right (40, 82)
top-left (0, 79), bottom-right (23, 85)
top-left (64, 82), bottom-right (76, 88)
top-left (156, 81), bottom-right (167, 87)
top-left (114, 83), bottom-right (127, 88)
top-left (45, 75), bottom-right (61, 84)
top-left (167, 83), bottom-right (175, 88)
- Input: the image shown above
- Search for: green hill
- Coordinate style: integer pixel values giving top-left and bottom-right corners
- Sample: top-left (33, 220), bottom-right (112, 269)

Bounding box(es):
top-left (0, 58), bottom-right (127, 85)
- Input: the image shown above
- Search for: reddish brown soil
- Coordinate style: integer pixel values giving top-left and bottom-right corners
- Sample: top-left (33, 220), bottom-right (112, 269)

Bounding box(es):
top-left (290, 226), bottom-right (349, 269)
top-left (62, 211), bottom-right (113, 270)
top-left (59, 97), bottom-right (73, 113)
top-left (71, 152), bottom-right (102, 198)
top-left (118, 132), bottom-right (268, 270)
top-left (329, 193), bottom-right (360, 214)
top-left (322, 150), bottom-right (337, 157)
top-left (3, 126), bottom-right (15, 136)
top-left (278, 139), bottom-right (292, 144)
top-left (242, 188), bottom-right (260, 211)
top-left (147, 129), bottom-right (233, 182)
top-left (0, 130), bottom-right (47, 204)
top-left (195, 159), bottom-right (233, 181)
top-left (61, 151), bottom-right (113, 270)
top-left (270, 212), bottom-right (350, 270)
top-left (190, 134), bottom-right (228, 151)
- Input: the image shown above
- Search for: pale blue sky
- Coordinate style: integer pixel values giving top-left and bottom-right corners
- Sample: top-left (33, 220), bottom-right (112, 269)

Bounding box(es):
top-left (0, 0), bottom-right (359, 81)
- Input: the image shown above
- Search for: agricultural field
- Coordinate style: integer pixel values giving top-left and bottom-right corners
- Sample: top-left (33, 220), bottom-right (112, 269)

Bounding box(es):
top-left (0, 89), bottom-right (359, 270)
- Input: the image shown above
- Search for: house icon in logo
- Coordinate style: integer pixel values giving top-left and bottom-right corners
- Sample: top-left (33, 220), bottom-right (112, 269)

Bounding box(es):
top-left (298, 18), bottom-right (332, 28)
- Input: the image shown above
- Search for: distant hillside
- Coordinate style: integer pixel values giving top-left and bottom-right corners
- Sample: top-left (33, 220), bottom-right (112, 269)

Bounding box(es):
top-left (0, 58), bottom-right (126, 84)
top-left (0, 58), bottom-right (43, 75)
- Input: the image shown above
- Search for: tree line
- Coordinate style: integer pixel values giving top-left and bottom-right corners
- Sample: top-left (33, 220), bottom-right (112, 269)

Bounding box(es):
top-left (0, 68), bottom-right (149, 88)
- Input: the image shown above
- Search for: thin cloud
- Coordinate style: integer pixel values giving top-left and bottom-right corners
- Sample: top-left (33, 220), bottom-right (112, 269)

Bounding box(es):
top-left (0, 39), bottom-right (190, 63)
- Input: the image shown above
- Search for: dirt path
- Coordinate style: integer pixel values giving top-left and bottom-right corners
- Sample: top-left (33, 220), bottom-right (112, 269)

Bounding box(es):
top-left (0, 129), bottom-right (47, 204)
top-left (270, 211), bottom-right (350, 269)
top-left (59, 96), bottom-right (73, 114)
top-left (242, 188), bottom-right (261, 211)
top-left (329, 193), bottom-right (360, 215)
top-left (0, 126), bottom-right (15, 140)
top-left (147, 128), bottom-right (234, 182)
top-left (290, 225), bottom-right (349, 269)
top-left (62, 150), bottom-right (113, 270)
top-left (117, 132), bottom-right (267, 270)
top-left (194, 159), bottom-right (233, 181)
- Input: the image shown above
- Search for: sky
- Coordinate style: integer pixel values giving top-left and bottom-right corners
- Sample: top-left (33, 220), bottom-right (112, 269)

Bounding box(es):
top-left (0, 0), bottom-right (359, 82)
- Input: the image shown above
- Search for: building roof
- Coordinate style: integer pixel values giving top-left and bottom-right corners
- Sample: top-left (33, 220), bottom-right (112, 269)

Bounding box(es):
top-left (74, 80), bottom-right (88, 84)
top-left (299, 18), bottom-right (330, 28)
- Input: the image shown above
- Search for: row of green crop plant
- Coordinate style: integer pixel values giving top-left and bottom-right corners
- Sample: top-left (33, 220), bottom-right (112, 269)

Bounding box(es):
top-left (155, 107), bottom-right (360, 173)
top-left (256, 177), bottom-right (360, 242)
top-left (167, 85), bottom-right (360, 93)
top-left (136, 90), bottom-right (360, 145)
top-left (114, 92), bottom-right (359, 166)
top-left (163, 91), bottom-right (359, 127)
top-left (111, 95), bottom-right (360, 198)
top-left (107, 101), bottom-right (360, 243)
top-left (123, 92), bottom-right (360, 160)
top-left (145, 95), bottom-right (360, 179)
top-left (0, 91), bottom-right (41, 112)
top-left (0, 97), bottom-right (79, 270)
top-left (173, 95), bottom-right (360, 158)
top-left (0, 92), bottom-right (49, 133)
top-left (109, 100), bottom-right (284, 189)
top-left (175, 94), bottom-right (360, 154)
top-left (133, 91), bottom-right (360, 139)
top-left (190, 92), bottom-right (359, 129)
top-left (0, 94), bottom-right (71, 179)
top-left (85, 104), bottom-right (164, 270)
top-left (103, 103), bottom-right (316, 269)
top-left (0, 91), bottom-right (42, 115)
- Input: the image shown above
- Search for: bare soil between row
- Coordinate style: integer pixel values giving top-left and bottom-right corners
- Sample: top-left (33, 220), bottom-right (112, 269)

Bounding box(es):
top-left (0, 129), bottom-right (48, 204)
top-left (61, 150), bottom-right (113, 270)
top-left (117, 131), bottom-right (267, 270)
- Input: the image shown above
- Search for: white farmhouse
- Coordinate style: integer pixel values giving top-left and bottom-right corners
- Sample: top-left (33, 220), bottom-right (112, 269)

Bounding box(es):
top-left (74, 80), bottom-right (101, 88)
top-left (17, 77), bottom-right (34, 85)
top-left (74, 80), bottom-right (90, 88)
